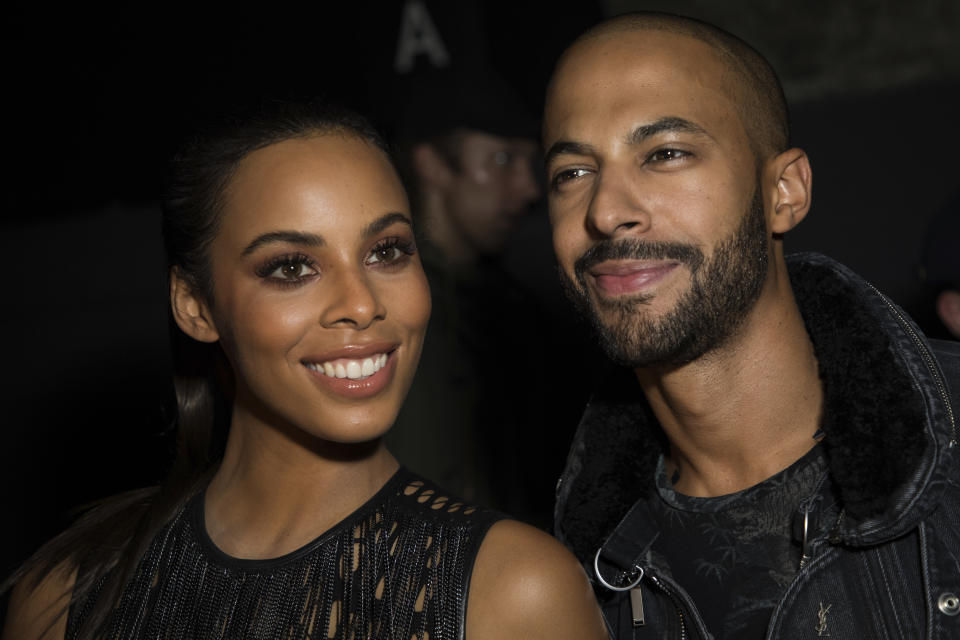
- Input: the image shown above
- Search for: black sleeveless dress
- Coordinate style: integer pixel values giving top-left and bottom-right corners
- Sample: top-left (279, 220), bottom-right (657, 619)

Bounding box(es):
top-left (67, 468), bottom-right (504, 639)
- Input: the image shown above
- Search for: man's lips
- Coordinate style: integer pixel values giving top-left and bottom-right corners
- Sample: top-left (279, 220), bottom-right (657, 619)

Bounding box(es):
top-left (589, 261), bottom-right (680, 296)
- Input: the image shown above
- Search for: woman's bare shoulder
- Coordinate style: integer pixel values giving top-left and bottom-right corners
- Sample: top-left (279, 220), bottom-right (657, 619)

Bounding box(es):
top-left (2, 562), bottom-right (76, 640)
top-left (466, 519), bottom-right (609, 640)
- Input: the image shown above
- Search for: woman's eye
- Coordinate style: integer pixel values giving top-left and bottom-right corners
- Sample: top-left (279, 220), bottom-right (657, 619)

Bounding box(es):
top-left (369, 246), bottom-right (401, 263)
top-left (366, 238), bottom-right (416, 266)
top-left (255, 254), bottom-right (319, 285)
top-left (270, 261), bottom-right (315, 279)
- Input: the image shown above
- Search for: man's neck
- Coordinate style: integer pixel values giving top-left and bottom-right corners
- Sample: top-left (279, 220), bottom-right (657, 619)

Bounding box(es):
top-left (636, 274), bottom-right (823, 498)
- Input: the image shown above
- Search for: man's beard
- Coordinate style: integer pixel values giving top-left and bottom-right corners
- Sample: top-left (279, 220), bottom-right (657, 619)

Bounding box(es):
top-left (559, 187), bottom-right (769, 369)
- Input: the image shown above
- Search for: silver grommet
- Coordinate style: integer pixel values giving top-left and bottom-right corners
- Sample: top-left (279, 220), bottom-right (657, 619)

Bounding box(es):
top-left (939, 592), bottom-right (960, 616)
top-left (593, 548), bottom-right (643, 592)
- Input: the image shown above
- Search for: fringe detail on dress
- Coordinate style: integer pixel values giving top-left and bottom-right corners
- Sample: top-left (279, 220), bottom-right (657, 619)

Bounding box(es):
top-left (67, 470), bottom-right (501, 640)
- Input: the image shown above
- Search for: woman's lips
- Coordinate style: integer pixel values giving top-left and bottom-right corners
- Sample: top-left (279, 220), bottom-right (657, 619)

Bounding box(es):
top-left (590, 261), bottom-right (679, 296)
top-left (301, 344), bottom-right (398, 399)
top-left (305, 353), bottom-right (389, 380)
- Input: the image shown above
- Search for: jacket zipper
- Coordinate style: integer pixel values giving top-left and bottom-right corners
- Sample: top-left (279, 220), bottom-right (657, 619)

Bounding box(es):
top-left (866, 282), bottom-right (957, 447)
top-left (646, 572), bottom-right (689, 640)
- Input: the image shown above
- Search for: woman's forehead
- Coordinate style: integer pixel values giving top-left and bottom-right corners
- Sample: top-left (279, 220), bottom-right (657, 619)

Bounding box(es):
top-left (219, 135), bottom-right (409, 244)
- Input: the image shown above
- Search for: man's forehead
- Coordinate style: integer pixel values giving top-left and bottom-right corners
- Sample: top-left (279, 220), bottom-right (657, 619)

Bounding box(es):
top-left (544, 30), bottom-right (739, 144)
top-left (566, 26), bottom-right (721, 67)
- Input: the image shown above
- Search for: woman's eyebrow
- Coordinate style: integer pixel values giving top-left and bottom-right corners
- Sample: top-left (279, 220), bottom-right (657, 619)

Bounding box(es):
top-left (363, 212), bottom-right (412, 238)
top-left (241, 230), bottom-right (325, 256)
top-left (240, 213), bottom-right (411, 256)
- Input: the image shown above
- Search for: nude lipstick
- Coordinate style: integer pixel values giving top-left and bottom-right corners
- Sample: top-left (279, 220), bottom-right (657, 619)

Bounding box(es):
top-left (301, 343), bottom-right (398, 399)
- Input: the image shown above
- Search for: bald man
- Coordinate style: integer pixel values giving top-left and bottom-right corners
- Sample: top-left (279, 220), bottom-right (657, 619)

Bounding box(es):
top-left (545, 12), bottom-right (960, 640)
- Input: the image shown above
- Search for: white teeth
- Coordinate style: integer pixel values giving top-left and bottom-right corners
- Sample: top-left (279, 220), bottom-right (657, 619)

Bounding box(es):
top-left (361, 357), bottom-right (375, 376)
top-left (307, 353), bottom-right (389, 380)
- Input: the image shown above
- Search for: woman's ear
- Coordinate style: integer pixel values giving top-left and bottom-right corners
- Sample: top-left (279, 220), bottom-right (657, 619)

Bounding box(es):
top-left (766, 148), bottom-right (813, 235)
top-left (170, 268), bottom-right (219, 343)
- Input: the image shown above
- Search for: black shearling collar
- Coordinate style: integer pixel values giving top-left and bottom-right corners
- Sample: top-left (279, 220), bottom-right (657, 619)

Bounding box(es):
top-left (555, 253), bottom-right (958, 562)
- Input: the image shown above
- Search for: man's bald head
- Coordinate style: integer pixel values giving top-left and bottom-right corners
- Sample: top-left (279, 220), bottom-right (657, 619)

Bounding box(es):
top-left (551, 12), bottom-right (789, 162)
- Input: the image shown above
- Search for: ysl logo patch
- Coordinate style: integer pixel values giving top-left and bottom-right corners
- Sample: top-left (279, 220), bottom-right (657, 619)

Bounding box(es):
top-left (815, 602), bottom-right (832, 636)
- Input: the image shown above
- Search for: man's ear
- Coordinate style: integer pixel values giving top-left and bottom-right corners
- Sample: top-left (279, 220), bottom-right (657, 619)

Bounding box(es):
top-left (936, 289), bottom-right (960, 338)
top-left (765, 148), bottom-right (813, 235)
top-left (412, 142), bottom-right (454, 188)
top-left (170, 268), bottom-right (219, 343)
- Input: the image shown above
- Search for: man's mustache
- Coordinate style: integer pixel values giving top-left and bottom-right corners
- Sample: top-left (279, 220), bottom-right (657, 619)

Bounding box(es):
top-left (574, 239), bottom-right (705, 280)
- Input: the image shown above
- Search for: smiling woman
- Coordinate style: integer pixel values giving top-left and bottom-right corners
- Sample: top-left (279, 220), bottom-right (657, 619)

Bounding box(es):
top-left (2, 102), bottom-right (607, 640)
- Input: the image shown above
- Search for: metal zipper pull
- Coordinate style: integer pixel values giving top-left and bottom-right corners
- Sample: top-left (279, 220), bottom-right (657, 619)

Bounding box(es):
top-left (630, 585), bottom-right (646, 626)
top-left (593, 549), bottom-right (646, 627)
top-left (799, 509), bottom-right (811, 569)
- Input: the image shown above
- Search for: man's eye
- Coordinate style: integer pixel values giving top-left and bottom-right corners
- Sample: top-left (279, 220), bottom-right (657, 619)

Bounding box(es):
top-left (648, 148), bottom-right (690, 163)
top-left (551, 167), bottom-right (591, 188)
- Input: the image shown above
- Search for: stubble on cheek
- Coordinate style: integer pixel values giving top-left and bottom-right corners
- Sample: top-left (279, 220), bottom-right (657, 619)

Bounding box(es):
top-left (557, 184), bottom-right (768, 369)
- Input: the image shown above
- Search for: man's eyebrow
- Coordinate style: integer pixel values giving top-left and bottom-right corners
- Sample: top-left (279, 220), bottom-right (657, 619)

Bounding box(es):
top-left (629, 117), bottom-right (709, 144)
top-left (242, 230), bottom-right (325, 256)
top-left (544, 117), bottom-right (709, 168)
top-left (543, 141), bottom-right (596, 168)
top-left (363, 212), bottom-right (412, 238)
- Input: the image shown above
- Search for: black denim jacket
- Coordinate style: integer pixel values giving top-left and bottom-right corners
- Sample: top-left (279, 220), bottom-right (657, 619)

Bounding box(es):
top-left (555, 253), bottom-right (960, 639)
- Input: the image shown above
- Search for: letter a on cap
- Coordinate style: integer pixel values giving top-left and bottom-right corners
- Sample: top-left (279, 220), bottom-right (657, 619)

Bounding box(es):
top-left (395, 0), bottom-right (451, 73)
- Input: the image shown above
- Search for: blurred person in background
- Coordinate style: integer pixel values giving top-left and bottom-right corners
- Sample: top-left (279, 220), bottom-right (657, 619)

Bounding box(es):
top-left (388, 71), bottom-right (586, 526)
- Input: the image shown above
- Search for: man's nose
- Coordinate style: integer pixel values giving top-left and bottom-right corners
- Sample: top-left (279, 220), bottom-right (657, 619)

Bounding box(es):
top-left (585, 167), bottom-right (651, 238)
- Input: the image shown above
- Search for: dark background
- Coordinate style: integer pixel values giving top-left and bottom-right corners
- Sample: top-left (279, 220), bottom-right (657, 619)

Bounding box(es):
top-left (2, 0), bottom-right (958, 615)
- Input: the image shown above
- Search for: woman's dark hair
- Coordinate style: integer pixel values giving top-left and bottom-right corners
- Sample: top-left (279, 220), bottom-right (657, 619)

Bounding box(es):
top-left (3, 100), bottom-right (392, 639)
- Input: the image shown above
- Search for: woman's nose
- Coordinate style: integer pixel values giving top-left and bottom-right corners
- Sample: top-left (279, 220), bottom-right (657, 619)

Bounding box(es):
top-left (318, 268), bottom-right (386, 330)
